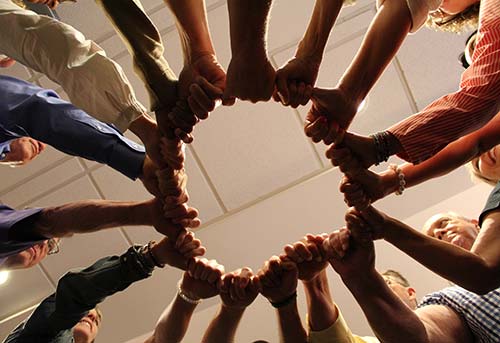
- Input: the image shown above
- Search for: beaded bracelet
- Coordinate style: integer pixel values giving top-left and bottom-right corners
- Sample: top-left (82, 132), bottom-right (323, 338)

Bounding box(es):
top-left (388, 164), bottom-right (406, 195)
top-left (270, 291), bottom-right (297, 309)
top-left (177, 280), bottom-right (202, 305)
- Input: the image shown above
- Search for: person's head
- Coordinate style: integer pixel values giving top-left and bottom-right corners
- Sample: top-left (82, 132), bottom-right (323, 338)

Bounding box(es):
top-left (72, 307), bottom-right (102, 343)
top-left (0, 137), bottom-right (46, 167)
top-left (381, 270), bottom-right (417, 309)
top-left (426, 0), bottom-right (479, 33)
top-left (2, 238), bottom-right (60, 269)
top-left (468, 144), bottom-right (500, 186)
top-left (422, 212), bottom-right (479, 251)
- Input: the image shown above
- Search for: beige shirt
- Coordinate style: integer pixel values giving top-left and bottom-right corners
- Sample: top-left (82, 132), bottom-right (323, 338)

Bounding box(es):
top-left (0, 0), bottom-right (146, 132)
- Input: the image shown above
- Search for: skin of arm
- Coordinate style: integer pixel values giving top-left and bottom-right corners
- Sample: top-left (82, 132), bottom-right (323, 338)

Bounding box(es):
top-left (202, 268), bottom-right (258, 342)
top-left (303, 269), bottom-right (339, 331)
top-left (223, 0), bottom-right (276, 103)
top-left (361, 207), bottom-right (500, 294)
top-left (274, 0), bottom-right (343, 107)
top-left (324, 228), bottom-right (430, 343)
top-left (337, 0), bottom-right (412, 107)
top-left (32, 198), bottom-right (185, 240)
top-left (146, 258), bottom-right (224, 343)
top-left (255, 256), bottom-right (307, 343)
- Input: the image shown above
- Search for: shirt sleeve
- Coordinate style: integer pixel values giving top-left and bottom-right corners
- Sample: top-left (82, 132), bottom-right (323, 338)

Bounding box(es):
top-left (388, 0), bottom-right (500, 164)
top-left (0, 4), bottom-right (147, 131)
top-left (0, 76), bottom-right (145, 180)
top-left (6, 246), bottom-right (155, 341)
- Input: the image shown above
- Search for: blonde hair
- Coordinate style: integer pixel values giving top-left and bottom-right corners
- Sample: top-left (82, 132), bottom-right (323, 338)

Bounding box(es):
top-left (381, 270), bottom-right (411, 287)
top-left (466, 158), bottom-right (498, 186)
top-left (426, 3), bottom-right (480, 34)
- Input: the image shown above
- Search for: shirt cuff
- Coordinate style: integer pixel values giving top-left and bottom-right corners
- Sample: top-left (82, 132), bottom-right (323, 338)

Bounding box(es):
top-left (109, 142), bottom-right (145, 180)
top-left (0, 140), bottom-right (13, 160)
top-left (0, 206), bottom-right (44, 241)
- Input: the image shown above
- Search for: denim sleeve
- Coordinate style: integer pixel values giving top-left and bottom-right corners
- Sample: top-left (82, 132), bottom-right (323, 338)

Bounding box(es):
top-left (0, 76), bottom-right (145, 179)
top-left (6, 246), bottom-right (154, 341)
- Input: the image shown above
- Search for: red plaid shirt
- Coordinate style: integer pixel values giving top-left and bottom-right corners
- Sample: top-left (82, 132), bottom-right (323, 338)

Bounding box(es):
top-left (388, 0), bottom-right (500, 163)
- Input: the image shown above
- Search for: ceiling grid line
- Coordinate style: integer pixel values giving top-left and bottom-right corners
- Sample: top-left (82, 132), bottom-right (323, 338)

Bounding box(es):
top-left (186, 145), bottom-right (228, 213)
top-left (392, 55), bottom-right (420, 113)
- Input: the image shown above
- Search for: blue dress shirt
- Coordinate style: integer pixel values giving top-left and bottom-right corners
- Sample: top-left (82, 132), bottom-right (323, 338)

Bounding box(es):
top-left (0, 75), bottom-right (145, 180)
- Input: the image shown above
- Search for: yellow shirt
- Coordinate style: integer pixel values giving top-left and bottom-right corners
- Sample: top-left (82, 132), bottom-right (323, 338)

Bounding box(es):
top-left (307, 310), bottom-right (380, 343)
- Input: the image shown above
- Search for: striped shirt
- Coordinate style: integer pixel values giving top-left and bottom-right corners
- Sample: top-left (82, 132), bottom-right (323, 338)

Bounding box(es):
top-left (388, 0), bottom-right (500, 164)
top-left (419, 286), bottom-right (500, 343)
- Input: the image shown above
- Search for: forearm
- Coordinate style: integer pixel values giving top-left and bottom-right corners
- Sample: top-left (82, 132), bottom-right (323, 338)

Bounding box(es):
top-left (296, 0), bottom-right (342, 62)
top-left (34, 200), bottom-right (152, 238)
top-left (227, 0), bottom-right (273, 56)
top-left (151, 294), bottom-right (198, 343)
top-left (384, 217), bottom-right (499, 294)
top-left (276, 300), bottom-right (308, 343)
top-left (165, 0), bottom-right (215, 63)
top-left (302, 272), bottom-right (338, 331)
top-left (202, 305), bottom-right (245, 343)
top-left (337, 0), bottom-right (411, 104)
top-left (342, 270), bottom-right (428, 343)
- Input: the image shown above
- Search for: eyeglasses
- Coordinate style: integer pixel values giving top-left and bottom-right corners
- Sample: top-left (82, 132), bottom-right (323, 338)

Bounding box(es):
top-left (429, 8), bottom-right (460, 26)
top-left (458, 30), bottom-right (478, 70)
top-left (47, 238), bottom-right (60, 255)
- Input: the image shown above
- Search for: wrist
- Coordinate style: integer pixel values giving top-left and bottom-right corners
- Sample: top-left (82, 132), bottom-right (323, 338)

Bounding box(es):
top-left (221, 303), bottom-right (247, 315)
top-left (270, 291), bottom-right (297, 308)
top-left (380, 169), bottom-right (400, 196)
top-left (341, 268), bottom-right (378, 287)
top-left (178, 279), bottom-right (202, 303)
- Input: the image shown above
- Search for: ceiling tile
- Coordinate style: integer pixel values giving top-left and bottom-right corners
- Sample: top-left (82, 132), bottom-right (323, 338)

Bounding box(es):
top-left (191, 100), bottom-right (321, 210)
top-left (91, 164), bottom-right (151, 202)
top-left (397, 27), bottom-right (472, 110)
top-left (97, 34), bottom-right (127, 60)
top-left (0, 147), bottom-right (68, 194)
top-left (1, 158), bottom-right (83, 208)
top-left (0, 267), bottom-right (53, 322)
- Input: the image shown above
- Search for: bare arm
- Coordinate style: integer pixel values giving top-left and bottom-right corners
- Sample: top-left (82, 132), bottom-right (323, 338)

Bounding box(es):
top-left (303, 270), bottom-right (338, 331)
top-left (202, 306), bottom-right (245, 343)
top-left (381, 210), bottom-right (500, 294)
top-left (338, 0), bottom-right (411, 110)
top-left (33, 199), bottom-right (153, 238)
top-left (164, 0), bottom-right (215, 62)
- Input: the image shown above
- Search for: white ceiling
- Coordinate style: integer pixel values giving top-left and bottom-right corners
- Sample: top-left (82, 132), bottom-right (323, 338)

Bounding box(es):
top-left (0, 0), bottom-right (483, 342)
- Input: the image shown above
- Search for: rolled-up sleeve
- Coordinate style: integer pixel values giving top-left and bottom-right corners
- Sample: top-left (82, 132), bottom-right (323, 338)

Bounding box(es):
top-left (0, 75), bottom-right (145, 179)
top-left (0, 0), bottom-right (147, 132)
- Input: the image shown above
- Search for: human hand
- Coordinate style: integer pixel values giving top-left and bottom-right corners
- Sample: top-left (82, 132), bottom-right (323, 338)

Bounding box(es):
top-left (219, 267), bottom-right (259, 309)
top-left (169, 54), bottom-right (226, 142)
top-left (153, 231), bottom-right (206, 270)
top-left (223, 53), bottom-right (276, 103)
top-left (0, 137), bottom-right (46, 166)
top-left (323, 227), bottom-right (376, 280)
top-left (345, 206), bottom-right (387, 241)
top-left (0, 55), bottom-right (16, 68)
top-left (140, 156), bottom-right (161, 197)
top-left (180, 257), bottom-right (225, 301)
top-left (283, 234), bottom-right (328, 283)
top-left (149, 198), bottom-right (186, 238)
top-left (273, 56), bottom-right (318, 108)
top-left (254, 256), bottom-right (298, 304)
top-left (325, 132), bottom-right (378, 170)
top-left (159, 137), bottom-right (185, 171)
top-left (304, 87), bottom-right (358, 145)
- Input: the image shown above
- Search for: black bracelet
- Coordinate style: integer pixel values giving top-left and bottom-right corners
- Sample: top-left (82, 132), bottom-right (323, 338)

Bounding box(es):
top-left (146, 241), bottom-right (165, 268)
top-left (370, 131), bottom-right (391, 165)
top-left (270, 291), bottom-right (297, 309)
